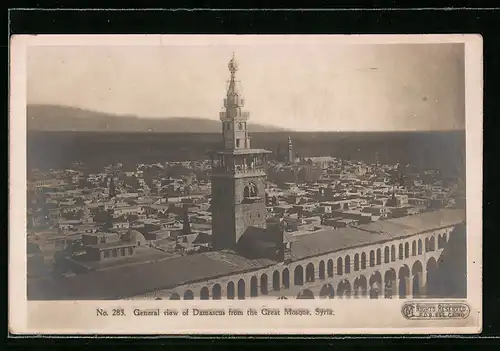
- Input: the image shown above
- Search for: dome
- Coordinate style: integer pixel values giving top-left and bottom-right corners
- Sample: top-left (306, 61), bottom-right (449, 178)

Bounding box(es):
top-left (124, 229), bottom-right (146, 247)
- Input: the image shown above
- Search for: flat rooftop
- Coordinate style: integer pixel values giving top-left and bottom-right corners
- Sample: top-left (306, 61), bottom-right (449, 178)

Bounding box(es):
top-left (27, 209), bottom-right (465, 300)
top-left (28, 250), bottom-right (275, 300)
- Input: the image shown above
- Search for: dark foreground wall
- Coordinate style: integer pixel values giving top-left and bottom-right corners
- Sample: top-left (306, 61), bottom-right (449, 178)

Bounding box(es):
top-left (429, 223), bottom-right (467, 298)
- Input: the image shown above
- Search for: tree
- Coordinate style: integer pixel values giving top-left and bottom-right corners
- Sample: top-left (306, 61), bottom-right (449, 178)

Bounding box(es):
top-left (109, 177), bottom-right (116, 198)
top-left (125, 214), bottom-right (139, 222)
top-left (74, 197), bottom-right (85, 205)
top-left (94, 209), bottom-right (112, 223)
top-left (123, 176), bottom-right (140, 190)
top-left (63, 210), bottom-right (83, 221)
top-left (78, 178), bottom-right (92, 189)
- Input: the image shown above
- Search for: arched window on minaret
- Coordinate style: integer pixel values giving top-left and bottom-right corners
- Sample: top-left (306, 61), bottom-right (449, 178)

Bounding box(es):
top-left (244, 182), bottom-right (258, 198)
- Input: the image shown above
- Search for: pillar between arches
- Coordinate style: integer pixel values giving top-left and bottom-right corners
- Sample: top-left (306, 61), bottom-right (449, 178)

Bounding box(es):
top-left (354, 286), bottom-right (360, 299)
top-left (418, 270), bottom-right (427, 296)
top-left (405, 275), bottom-right (414, 299)
top-left (392, 278), bottom-right (399, 298)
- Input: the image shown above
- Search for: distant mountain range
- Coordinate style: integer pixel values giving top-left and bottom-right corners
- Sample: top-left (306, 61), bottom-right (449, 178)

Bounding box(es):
top-left (27, 104), bottom-right (287, 133)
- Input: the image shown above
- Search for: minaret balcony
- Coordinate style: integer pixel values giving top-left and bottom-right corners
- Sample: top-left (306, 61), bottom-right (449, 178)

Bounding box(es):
top-left (211, 165), bottom-right (267, 178)
top-left (242, 196), bottom-right (263, 204)
top-left (219, 111), bottom-right (250, 121)
top-left (235, 165), bottom-right (266, 176)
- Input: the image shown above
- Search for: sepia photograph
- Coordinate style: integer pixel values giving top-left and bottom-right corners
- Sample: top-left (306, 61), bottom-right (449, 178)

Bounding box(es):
top-left (9, 34), bottom-right (483, 334)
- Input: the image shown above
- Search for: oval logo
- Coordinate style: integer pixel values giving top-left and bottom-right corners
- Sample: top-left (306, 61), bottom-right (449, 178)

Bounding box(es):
top-left (402, 302), bottom-right (470, 320)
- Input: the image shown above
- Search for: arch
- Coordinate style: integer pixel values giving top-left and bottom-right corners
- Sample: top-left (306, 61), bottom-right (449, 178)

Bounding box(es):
top-left (384, 269), bottom-right (397, 298)
top-left (398, 243), bottom-right (404, 260)
top-left (183, 290), bottom-right (194, 300)
top-left (411, 240), bottom-right (417, 256)
top-left (243, 186), bottom-right (250, 198)
top-left (282, 268), bottom-right (290, 289)
top-left (297, 289), bottom-right (315, 299)
top-left (272, 270), bottom-right (280, 291)
top-left (354, 254), bottom-right (360, 271)
top-left (212, 284), bottom-right (222, 300)
top-left (369, 250), bottom-right (375, 267)
top-left (369, 271), bottom-right (382, 299)
top-left (169, 292), bottom-right (180, 300)
top-left (237, 279), bottom-right (246, 300)
top-left (398, 265), bottom-right (411, 298)
top-left (250, 276), bottom-right (258, 297)
top-left (438, 234), bottom-right (444, 249)
top-left (344, 255), bottom-right (351, 274)
top-left (429, 236), bottom-right (436, 251)
top-left (404, 242), bottom-right (410, 258)
top-left (391, 245), bottom-right (396, 262)
top-left (425, 237), bottom-right (430, 252)
top-left (260, 274), bottom-right (269, 295)
top-left (361, 252), bottom-right (367, 269)
top-left (337, 280), bottom-right (352, 299)
top-left (376, 249), bottom-right (382, 265)
top-left (319, 283), bottom-right (335, 299)
top-left (353, 275), bottom-right (368, 298)
top-left (327, 259), bottom-right (334, 277)
top-left (200, 287), bottom-right (210, 300)
top-left (305, 263), bottom-right (315, 282)
top-left (411, 260), bottom-right (424, 298)
top-left (427, 256), bottom-right (438, 271)
top-left (418, 239), bottom-right (423, 255)
top-left (384, 246), bottom-right (390, 263)
top-left (227, 281), bottom-right (235, 300)
top-left (294, 265), bottom-right (304, 286)
top-left (337, 257), bottom-right (343, 275)
top-left (319, 260), bottom-right (326, 279)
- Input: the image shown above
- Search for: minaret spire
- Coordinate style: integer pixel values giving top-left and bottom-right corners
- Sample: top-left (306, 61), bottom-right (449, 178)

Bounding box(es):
top-left (227, 52), bottom-right (239, 98)
top-left (209, 54), bottom-right (272, 251)
top-left (220, 53), bottom-right (250, 150)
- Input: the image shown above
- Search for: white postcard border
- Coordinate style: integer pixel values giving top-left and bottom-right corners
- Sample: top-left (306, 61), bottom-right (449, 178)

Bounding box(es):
top-left (9, 34), bottom-right (483, 335)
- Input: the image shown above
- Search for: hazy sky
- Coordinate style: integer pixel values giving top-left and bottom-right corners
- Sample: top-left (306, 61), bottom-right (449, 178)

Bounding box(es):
top-left (27, 38), bottom-right (465, 131)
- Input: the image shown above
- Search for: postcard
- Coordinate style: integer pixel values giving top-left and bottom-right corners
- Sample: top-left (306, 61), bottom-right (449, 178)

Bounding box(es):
top-left (9, 34), bottom-right (482, 334)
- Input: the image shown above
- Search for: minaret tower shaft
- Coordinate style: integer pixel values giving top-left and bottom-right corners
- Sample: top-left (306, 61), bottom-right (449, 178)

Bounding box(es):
top-left (210, 54), bottom-right (272, 250)
top-left (287, 136), bottom-right (294, 164)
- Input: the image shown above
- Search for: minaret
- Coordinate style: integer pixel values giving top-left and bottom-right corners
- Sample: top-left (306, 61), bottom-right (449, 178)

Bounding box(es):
top-left (108, 177), bottom-right (116, 199)
top-left (287, 136), bottom-right (294, 164)
top-left (182, 205), bottom-right (192, 235)
top-left (209, 54), bottom-right (272, 250)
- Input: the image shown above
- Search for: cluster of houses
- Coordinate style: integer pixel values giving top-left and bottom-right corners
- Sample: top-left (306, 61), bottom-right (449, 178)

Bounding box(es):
top-left (26, 156), bottom-right (463, 278)
top-left (265, 156), bottom-right (463, 237)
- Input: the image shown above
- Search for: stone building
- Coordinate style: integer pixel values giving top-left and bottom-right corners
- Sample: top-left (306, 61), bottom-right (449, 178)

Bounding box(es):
top-left (209, 53), bottom-right (272, 251)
